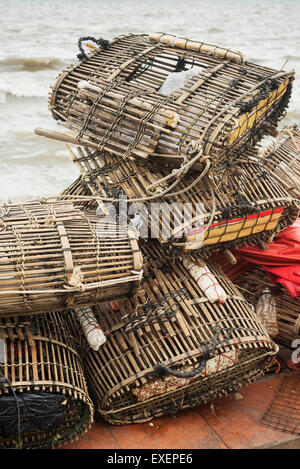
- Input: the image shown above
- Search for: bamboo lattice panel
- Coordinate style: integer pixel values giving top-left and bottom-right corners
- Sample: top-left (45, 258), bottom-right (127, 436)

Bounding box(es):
top-left (0, 200), bottom-right (82, 230)
top-left (0, 312), bottom-right (93, 448)
top-left (59, 175), bottom-right (105, 211)
top-left (0, 211), bottom-right (143, 316)
top-left (49, 33), bottom-right (294, 171)
top-left (261, 371), bottom-right (300, 435)
top-left (72, 240), bottom-right (278, 425)
top-left (234, 266), bottom-right (300, 349)
top-left (260, 126), bottom-right (300, 199)
top-left (69, 145), bottom-right (299, 255)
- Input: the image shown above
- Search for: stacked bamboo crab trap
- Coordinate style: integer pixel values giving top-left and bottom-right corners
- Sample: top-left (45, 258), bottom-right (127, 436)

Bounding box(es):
top-left (1, 32), bottom-right (300, 446)
top-left (0, 312), bottom-right (93, 448)
top-left (259, 125), bottom-right (300, 199)
top-left (234, 266), bottom-right (300, 349)
top-left (66, 145), bottom-right (298, 255)
top-left (69, 242), bottom-right (279, 425)
top-left (0, 200), bottom-right (142, 316)
top-left (0, 200), bottom-right (143, 447)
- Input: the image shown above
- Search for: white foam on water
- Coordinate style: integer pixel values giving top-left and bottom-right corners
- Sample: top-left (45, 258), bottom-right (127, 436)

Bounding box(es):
top-left (0, 155), bottom-right (80, 203)
top-left (0, 57), bottom-right (63, 71)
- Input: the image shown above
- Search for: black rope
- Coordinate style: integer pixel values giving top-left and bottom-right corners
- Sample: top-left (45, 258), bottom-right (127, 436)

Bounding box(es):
top-left (77, 36), bottom-right (110, 60)
top-left (125, 288), bottom-right (190, 333)
top-left (152, 324), bottom-right (265, 379)
top-left (154, 357), bottom-right (206, 379)
top-left (153, 326), bottom-right (222, 378)
top-left (143, 358), bottom-right (267, 420)
top-left (221, 190), bottom-right (258, 218)
top-left (174, 57), bottom-right (187, 73)
top-left (125, 58), bottom-right (154, 83)
top-left (256, 168), bottom-right (270, 180)
top-left (236, 77), bottom-right (276, 113)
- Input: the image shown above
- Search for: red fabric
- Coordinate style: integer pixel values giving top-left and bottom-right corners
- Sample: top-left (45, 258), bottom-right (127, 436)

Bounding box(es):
top-left (233, 219), bottom-right (300, 298)
top-left (212, 254), bottom-right (251, 281)
top-left (213, 219), bottom-right (300, 297)
top-left (233, 219), bottom-right (300, 266)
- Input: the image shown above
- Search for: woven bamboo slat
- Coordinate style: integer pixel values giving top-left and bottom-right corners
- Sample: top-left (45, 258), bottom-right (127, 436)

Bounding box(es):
top-left (67, 145), bottom-right (299, 256)
top-left (0, 211), bottom-right (143, 316)
top-left (47, 33), bottom-right (294, 173)
top-left (70, 240), bottom-right (278, 425)
top-left (59, 175), bottom-right (106, 211)
top-left (0, 311), bottom-right (93, 448)
top-left (234, 266), bottom-right (300, 349)
top-left (0, 200), bottom-right (82, 230)
top-left (260, 126), bottom-right (300, 199)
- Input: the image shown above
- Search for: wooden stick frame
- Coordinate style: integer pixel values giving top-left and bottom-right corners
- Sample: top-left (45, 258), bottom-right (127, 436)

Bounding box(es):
top-left (48, 33), bottom-right (294, 172)
top-left (0, 311), bottom-right (93, 448)
top-left (70, 240), bottom-right (278, 424)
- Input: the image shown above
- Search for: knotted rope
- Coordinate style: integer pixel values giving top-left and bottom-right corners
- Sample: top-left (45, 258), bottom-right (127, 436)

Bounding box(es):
top-left (77, 36), bottom-right (110, 60)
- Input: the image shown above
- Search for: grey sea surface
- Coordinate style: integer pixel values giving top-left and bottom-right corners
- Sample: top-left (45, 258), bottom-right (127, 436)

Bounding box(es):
top-left (0, 0), bottom-right (299, 201)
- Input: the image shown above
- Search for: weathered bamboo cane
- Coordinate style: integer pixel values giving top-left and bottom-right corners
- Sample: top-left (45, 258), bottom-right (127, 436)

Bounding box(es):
top-left (0, 311), bottom-right (93, 449)
top-left (234, 265), bottom-right (300, 349)
top-left (0, 209), bottom-right (143, 316)
top-left (260, 125), bottom-right (300, 199)
top-left (64, 145), bottom-right (299, 257)
top-left (48, 33), bottom-right (294, 173)
top-left (70, 240), bottom-right (278, 425)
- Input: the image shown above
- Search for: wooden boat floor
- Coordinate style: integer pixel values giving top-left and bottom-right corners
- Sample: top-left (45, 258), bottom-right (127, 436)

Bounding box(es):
top-left (61, 364), bottom-right (300, 449)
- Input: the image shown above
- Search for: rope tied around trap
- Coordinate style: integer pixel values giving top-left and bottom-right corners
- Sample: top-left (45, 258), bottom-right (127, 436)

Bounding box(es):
top-left (152, 323), bottom-right (277, 379)
top-left (0, 203), bottom-right (9, 219)
top-left (77, 36), bottom-right (110, 60)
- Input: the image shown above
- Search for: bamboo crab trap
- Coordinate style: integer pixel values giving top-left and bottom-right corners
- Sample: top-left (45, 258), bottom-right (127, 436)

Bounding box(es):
top-left (234, 265), bottom-right (300, 349)
top-left (71, 240), bottom-right (278, 425)
top-left (261, 371), bottom-right (300, 436)
top-left (0, 199), bottom-right (82, 230)
top-left (0, 312), bottom-right (93, 449)
top-left (67, 145), bottom-right (299, 256)
top-left (59, 175), bottom-right (104, 210)
top-left (44, 33), bottom-right (294, 176)
top-left (0, 210), bottom-right (143, 316)
top-left (260, 126), bottom-right (300, 199)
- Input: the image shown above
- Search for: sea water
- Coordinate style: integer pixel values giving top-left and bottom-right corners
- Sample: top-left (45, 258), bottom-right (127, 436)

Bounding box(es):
top-left (0, 0), bottom-right (299, 201)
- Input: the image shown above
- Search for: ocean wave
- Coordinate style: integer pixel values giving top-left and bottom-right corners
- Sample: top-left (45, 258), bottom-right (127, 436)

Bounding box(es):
top-left (0, 57), bottom-right (64, 71)
top-left (287, 110), bottom-right (300, 119)
top-left (282, 55), bottom-right (300, 63)
top-left (0, 83), bottom-right (47, 98)
top-left (207, 27), bottom-right (224, 33)
top-left (0, 67), bottom-right (55, 98)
